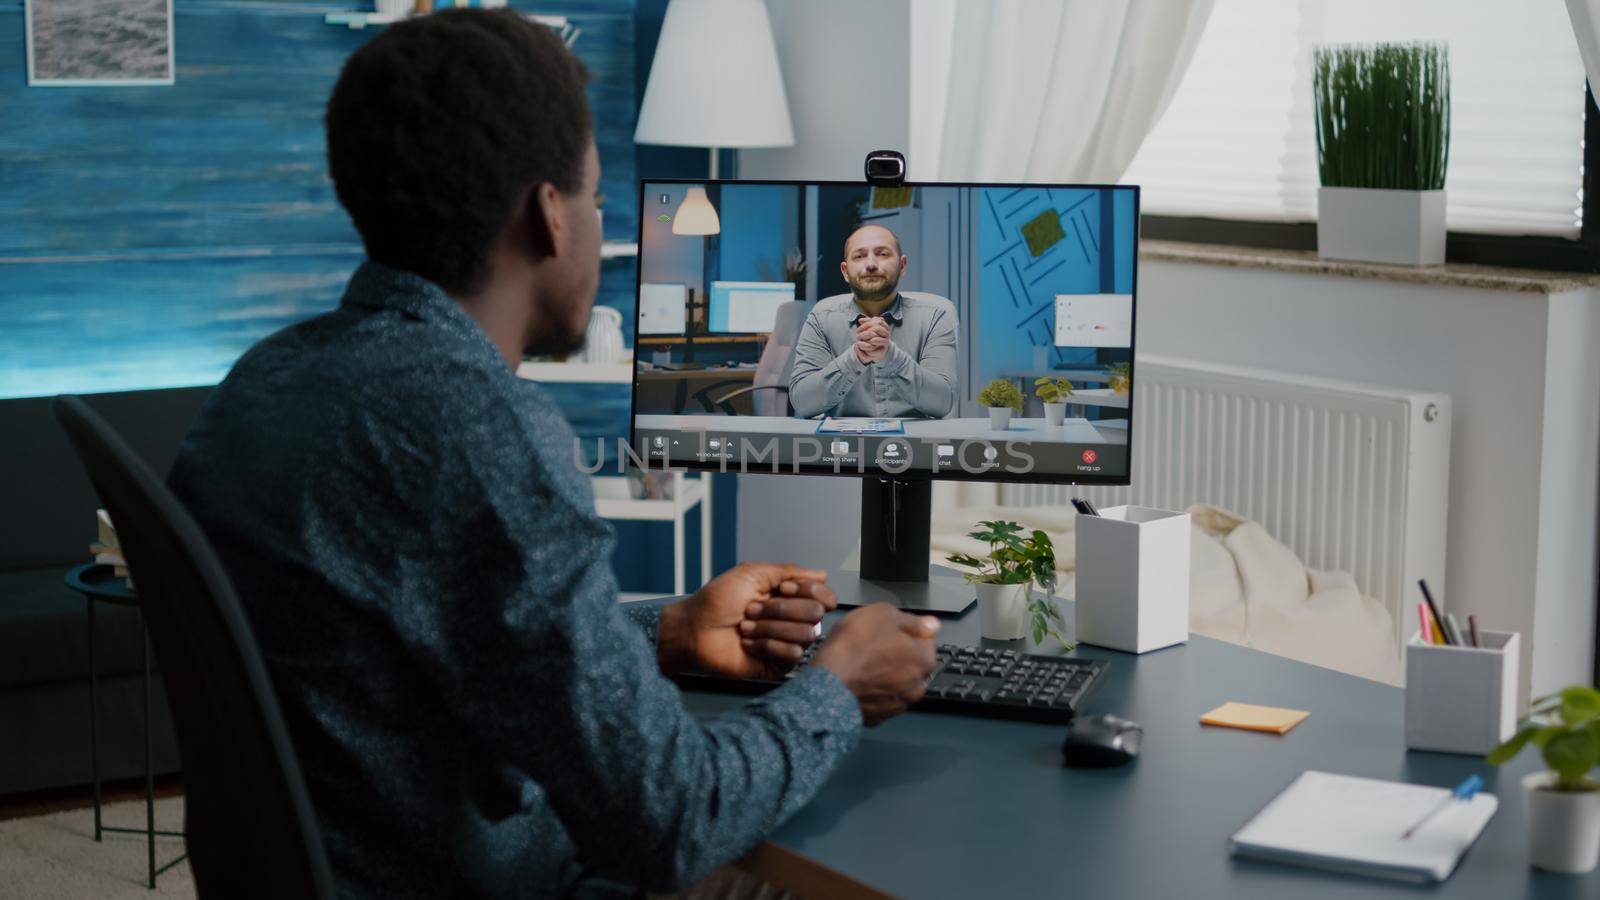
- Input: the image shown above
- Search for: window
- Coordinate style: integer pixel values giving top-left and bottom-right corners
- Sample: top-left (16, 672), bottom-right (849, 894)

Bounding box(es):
top-left (1123, 0), bottom-right (1588, 239)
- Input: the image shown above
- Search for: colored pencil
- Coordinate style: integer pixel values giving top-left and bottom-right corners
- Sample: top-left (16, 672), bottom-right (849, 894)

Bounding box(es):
top-left (1418, 579), bottom-right (1452, 645)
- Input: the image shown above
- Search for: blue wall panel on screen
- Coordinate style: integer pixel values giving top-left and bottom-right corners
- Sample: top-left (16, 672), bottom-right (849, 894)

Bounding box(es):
top-left (0, 0), bottom-right (638, 419)
top-left (717, 184), bottom-right (798, 281)
top-left (973, 187), bottom-right (1135, 391)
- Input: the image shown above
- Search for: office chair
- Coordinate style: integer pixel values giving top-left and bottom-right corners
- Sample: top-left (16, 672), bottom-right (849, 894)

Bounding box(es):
top-left (52, 396), bottom-right (336, 900)
top-left (697, 299), bottom-right (809, 415)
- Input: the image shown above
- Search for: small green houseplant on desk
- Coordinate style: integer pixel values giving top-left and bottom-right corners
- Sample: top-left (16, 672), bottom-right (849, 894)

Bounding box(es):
top-left (1487, 684), bottom-right (1600, 873)
top-left (977, 379), bottom-right (1024, 431)
top-left (1034, 376), bottom-right (1074, 427)
top-left (946, 521), bottom-right (1071, 646)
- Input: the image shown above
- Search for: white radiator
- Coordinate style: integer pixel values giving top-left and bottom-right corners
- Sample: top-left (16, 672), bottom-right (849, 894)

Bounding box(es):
top-left (1001, 354), bottom-right (1452, 653)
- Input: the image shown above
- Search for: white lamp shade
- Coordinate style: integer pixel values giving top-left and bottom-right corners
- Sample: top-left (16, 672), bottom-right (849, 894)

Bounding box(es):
top-left (671, 186), bottom-right (721, 235)
top-left (635, 0), bottom-right (795, 149)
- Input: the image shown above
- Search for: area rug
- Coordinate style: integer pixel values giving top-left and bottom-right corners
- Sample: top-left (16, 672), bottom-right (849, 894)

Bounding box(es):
top-left (0, 797), bottom-right (193, 898)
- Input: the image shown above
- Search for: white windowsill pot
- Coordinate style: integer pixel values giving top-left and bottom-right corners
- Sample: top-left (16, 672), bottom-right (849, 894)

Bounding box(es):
top-left (1317, 187), bottom-right (1445, 267)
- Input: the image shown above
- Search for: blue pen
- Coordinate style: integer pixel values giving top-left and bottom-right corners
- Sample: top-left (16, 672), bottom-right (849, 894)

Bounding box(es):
top-left (1401, 775), bottom-right (1484, 839)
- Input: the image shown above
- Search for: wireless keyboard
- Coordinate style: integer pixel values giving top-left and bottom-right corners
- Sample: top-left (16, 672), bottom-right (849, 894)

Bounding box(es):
top-left (678, 643), bottom-right (1109, 724)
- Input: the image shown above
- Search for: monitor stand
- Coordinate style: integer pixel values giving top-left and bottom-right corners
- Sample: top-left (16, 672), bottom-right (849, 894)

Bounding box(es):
top-left (837, 477), bottom-right (975, 615)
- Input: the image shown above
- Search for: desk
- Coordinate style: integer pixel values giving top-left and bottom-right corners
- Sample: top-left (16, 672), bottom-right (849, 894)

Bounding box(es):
top-left (635, 367), bottom-right (757, 414)
top-left (999, 367), bottom-right (1112, 386)
top-left (679, 596), bottom-right (1596, 898)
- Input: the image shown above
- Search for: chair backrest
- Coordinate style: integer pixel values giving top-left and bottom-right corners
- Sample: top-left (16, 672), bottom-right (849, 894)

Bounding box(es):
top-left (51, 396), bottom-right (335, 900)
top-left (753, 300), bottom-right (809, 417)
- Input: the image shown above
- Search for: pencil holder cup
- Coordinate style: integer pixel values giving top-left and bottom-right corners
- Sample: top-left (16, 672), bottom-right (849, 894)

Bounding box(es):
top-left (1404, 630), bottom-right (1519, 755)
top-left (1074, 506), bottom-right (1190, 654)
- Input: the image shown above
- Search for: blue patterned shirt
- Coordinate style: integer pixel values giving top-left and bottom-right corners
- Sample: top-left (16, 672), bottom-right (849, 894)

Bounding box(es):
top-left (168, 262), bottom-right (863, 897)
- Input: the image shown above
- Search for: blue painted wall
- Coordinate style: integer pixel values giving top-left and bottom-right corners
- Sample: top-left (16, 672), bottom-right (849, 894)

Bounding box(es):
top-left (716, 183), bottom-right (800, 282)
top-left (0, 0), bottom-right (742, 592)
top-left (974, 186), bottom-right (1136, 391)
top-left (0, 0), bottom-right (639, 407)
top-left (618, 0), bottom-right (738, 588)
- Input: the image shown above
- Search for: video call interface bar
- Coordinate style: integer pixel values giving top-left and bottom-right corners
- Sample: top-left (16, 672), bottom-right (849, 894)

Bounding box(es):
top-left (631, 429), bottom-right (1128, 482)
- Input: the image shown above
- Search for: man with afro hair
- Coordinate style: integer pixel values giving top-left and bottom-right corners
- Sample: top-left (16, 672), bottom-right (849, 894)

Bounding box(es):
top-left (169, 9), bottom-right (939, 896)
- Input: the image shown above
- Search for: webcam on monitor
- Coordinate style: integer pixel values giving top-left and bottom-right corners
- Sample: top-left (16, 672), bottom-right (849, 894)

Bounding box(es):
top-left (864, 150), bottom-right (906, 186)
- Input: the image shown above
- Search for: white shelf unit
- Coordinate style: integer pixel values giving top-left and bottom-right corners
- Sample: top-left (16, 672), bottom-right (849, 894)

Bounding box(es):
top-left (516, 356), bottom-right (633, 384)
top-left (592, 472), bottom-right (710, 598)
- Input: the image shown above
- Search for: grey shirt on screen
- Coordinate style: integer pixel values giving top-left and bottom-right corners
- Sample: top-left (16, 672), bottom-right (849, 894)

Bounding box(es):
top-left (167, 261), bottom-right (863, 897)
top-left (788, 291), bottom-right (958, 419)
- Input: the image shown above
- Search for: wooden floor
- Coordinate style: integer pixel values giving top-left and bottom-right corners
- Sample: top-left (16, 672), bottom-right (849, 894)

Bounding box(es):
top-left (0, 775), bottom-right (184, 823)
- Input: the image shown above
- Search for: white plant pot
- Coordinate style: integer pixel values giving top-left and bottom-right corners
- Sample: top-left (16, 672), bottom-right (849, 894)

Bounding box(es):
top-left (1043, 402), bottom-right (1067, 427)
top-left (976, 581), bottom-right (1030, 641)
top-left (987, 407), bottom-right (1013, 431)
top-left (1523, 772), bottom-right (1600, 874)
top-left (1317, 187), bottom-right (1445, 267)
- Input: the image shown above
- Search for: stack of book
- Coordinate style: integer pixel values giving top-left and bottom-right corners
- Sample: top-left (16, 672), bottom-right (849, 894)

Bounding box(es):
top-left (88, 508), bottom-right (134, 591)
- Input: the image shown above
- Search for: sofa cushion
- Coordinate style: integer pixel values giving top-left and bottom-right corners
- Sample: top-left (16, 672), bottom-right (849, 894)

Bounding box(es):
top-left (0, 566), bottom-right (152, 689)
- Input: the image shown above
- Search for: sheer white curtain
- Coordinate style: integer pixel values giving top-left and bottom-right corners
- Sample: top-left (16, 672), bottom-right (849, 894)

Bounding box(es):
top-left (909, 0), bottom-right (1215, 184)
top-left (1569, 0), bottom-right (1600, 90)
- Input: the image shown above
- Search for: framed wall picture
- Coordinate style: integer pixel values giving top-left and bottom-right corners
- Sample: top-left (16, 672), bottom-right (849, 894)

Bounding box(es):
top-left (25, 0), bottom-right (176, 87)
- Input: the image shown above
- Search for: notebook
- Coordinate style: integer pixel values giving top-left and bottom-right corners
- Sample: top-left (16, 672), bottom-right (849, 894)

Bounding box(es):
top-left (815, 417), bottom-right (905, 435)
top-left (1200, 701), bottom-right (1309, 735)
top-left (1230, 771), bottom-right (1497, 883)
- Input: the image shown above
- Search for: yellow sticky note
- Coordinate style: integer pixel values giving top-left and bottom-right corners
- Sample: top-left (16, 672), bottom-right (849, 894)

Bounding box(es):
top-left (1199, 702), bottom-right (1310, 735)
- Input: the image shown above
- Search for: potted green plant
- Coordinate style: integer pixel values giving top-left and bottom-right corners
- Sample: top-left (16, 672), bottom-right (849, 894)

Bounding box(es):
top-left (946, 521), bottom-right (1070, 645)
top-left (1033, 376), bottom-right (1074, 427)
top-left (976, 378), bottom-right (1024, 431)
top-left (1105, 361), bottom-right (1131, 395)
top-left (1487, 685), bottom-right (1600, 873)
top-left (756, 247), bottom-right (813, 298)
top-left (1313, 42), bottom-right (1449, 266)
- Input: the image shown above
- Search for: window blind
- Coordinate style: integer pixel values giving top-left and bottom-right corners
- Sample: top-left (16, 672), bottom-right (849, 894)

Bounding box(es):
top-left (1122, 0), bottom-right (1587, 237)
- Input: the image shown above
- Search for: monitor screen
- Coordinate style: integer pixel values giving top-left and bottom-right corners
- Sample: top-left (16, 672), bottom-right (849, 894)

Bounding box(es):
top-left (630, 180), bottom-right (1138, 485)
top-left (638, 282), bottom-right (689, 335)
top-left (708, 280), bottom-right (794, 333)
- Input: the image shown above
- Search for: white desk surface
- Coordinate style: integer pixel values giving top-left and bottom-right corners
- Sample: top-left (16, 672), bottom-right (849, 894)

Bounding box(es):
top-left (635, 414), bottom-right (1130, 445)
top-left (1060, 388), bottom-right (1128, 409)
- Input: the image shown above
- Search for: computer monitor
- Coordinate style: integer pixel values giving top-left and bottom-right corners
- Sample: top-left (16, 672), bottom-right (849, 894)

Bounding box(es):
top-left (628, 179), bottom-right (1138, 610)
top-left (630, 180), bottom-right (1137, 486)
top-left (1054, 294), bottom-right (1133, 348)
top-left (638, 282), bottom-right (688, 335)
top-left (708, 281), bottom-right (794, 333)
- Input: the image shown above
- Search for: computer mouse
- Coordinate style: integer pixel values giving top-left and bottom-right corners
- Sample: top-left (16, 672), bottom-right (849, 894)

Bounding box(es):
top-left (1061, 713), bottom-right (1142, 768)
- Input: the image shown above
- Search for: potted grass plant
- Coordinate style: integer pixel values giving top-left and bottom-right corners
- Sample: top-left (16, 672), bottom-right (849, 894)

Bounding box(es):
top-left (1487, 685), bottom-right (1600, 874)
top-left (1034, 376), bottom-right (1074, 427)
top-left (1313, 42), bottom-right (1450, 266)
top-left (947, 521), bottom-right (1070, 644)
top-left (977, 378), bottom-right (1024, 431)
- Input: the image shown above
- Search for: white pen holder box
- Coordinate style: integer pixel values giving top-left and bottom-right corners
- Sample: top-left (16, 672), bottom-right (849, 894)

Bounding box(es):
top-left (1074, 506), bottom-right (1190, 653)
top-left (1405, 629), bottom-right (1519, 755)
